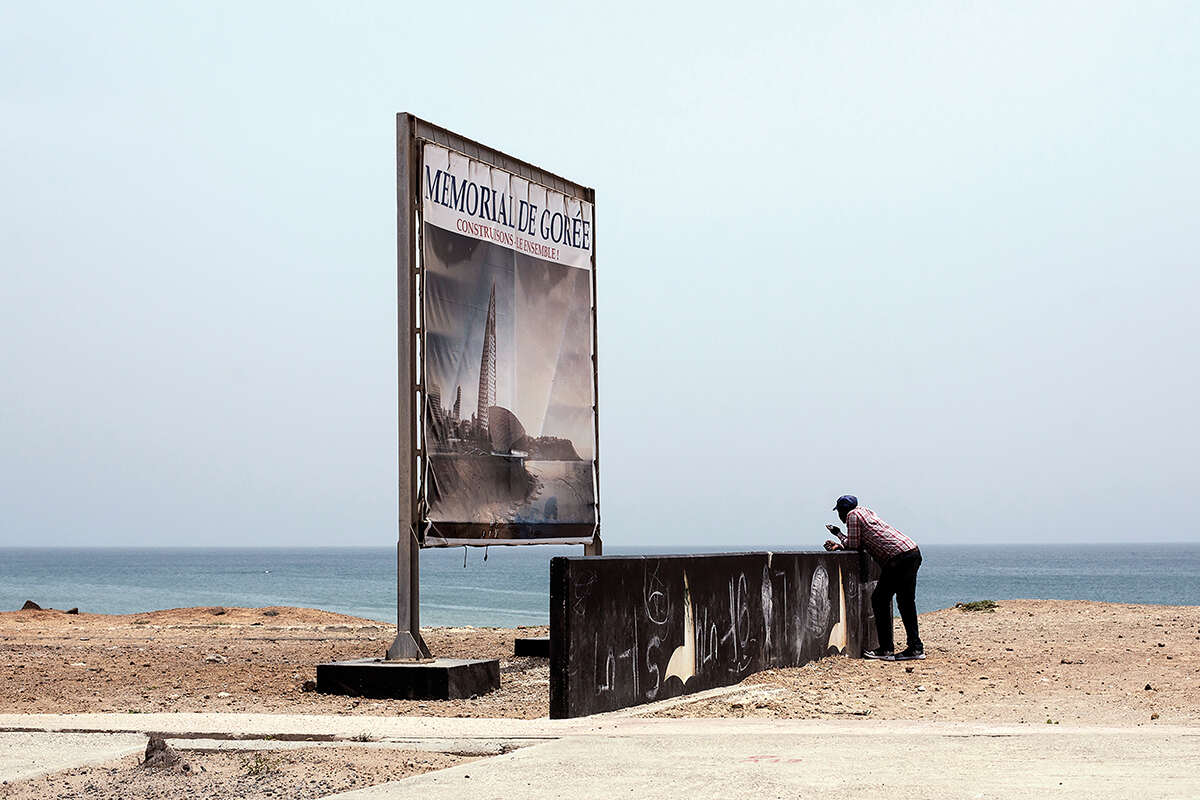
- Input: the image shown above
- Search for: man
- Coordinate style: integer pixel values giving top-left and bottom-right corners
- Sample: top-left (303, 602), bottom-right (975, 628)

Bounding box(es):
top-left (824, 495), bottom-right (924, 661)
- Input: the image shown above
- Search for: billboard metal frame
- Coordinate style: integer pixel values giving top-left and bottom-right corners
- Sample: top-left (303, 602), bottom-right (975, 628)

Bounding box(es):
top-left (388, 113), bottom-right (601, 660)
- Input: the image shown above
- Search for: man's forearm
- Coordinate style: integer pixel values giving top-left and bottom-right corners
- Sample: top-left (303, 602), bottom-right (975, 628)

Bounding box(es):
top-left (845, 517), bottom-right (860, 550)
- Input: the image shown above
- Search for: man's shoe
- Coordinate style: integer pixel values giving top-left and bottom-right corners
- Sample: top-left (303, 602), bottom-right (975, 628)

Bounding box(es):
top-left (862, 648), bottom-right (894, 661)
top-left (893, 647), bottom-right (926, 661)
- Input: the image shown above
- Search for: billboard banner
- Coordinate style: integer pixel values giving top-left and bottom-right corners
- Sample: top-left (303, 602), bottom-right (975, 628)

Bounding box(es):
top-left (419, 142), bottom-right (597, 547)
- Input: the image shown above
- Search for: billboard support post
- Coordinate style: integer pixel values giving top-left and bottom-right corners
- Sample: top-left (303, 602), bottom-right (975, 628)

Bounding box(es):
top-left (584, 172), bottom-right (601, 559)
top-left (388, 113), bottom-right (426, 661)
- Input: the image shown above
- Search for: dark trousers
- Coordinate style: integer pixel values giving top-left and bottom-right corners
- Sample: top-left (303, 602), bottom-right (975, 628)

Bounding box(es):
top-left (872, 550), bottom-right (923, 652)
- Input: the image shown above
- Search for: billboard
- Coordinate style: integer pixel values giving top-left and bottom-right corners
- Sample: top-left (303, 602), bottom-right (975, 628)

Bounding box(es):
top-left (418, 142), bottom-right (597, 546)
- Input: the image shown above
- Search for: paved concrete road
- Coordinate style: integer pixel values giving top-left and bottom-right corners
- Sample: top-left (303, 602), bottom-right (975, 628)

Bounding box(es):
top-left (0, 732), bottom-right (145, 783)
top-left (327, 722), bottom-right (1200, 800)
top-left (3, 715), bottom-right (1197, 799)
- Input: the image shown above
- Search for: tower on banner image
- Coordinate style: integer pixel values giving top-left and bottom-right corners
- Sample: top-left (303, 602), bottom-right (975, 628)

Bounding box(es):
top-left (476, 283), bottom-right (497, 435)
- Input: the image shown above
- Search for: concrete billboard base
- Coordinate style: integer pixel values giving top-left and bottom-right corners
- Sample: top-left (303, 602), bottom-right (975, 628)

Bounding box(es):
top-left (316, 657), bottom-right (500, 700)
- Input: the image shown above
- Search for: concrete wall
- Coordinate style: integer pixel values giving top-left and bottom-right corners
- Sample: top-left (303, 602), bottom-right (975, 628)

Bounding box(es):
top-left (549, 551), bottom-right (879, 718)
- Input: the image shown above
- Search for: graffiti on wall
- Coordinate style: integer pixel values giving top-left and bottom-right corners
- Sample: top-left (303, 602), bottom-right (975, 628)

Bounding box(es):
top-left (550, 551), bottom-right (878, 718)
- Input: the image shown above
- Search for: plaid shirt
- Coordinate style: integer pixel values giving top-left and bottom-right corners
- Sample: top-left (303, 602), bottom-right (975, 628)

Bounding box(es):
top-left (836, 507), bottom-right (918, 564)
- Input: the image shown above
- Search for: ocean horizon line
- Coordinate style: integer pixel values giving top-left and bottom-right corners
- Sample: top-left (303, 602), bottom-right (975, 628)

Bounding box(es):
top-left (2, 541), bottom-right (1197, 550)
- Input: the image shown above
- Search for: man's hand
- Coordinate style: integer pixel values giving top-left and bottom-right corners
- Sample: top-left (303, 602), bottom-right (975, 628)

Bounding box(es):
top-left (825, 524), bottom-right (843, 536)
top-left (823, 540), bottom-right (843, 551)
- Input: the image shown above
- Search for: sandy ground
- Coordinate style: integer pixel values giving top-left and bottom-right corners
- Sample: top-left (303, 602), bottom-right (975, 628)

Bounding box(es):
top-left (2, 600), bottom-right (1197, 725)
top-left (1, 745), bottom-right (469, 800)
top-left (652, 599), bottom-right (1200, 726)
top-left (0, 606), bottom-right (549, 718)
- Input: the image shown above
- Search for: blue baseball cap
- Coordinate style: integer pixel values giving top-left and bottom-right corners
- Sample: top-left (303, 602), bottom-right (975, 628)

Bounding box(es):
top-left (834, 495), bottom-right (858, 513)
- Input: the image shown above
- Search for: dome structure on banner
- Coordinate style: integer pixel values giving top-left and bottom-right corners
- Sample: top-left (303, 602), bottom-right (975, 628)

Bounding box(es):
top-left (487, 406), bottom-right (528, 455)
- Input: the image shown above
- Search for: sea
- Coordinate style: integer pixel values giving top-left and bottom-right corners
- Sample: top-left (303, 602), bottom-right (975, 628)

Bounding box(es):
top-left (1, 544), bottom-right (1198, 627)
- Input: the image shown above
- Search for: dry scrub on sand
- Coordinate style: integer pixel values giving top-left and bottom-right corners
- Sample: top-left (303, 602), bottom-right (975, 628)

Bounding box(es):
top-left (2, 600), bottom-right (1198, 725)
top-left (1, 745), bottom-right (468, 800)
top-left (651, 599), bottom-right (1200, 725)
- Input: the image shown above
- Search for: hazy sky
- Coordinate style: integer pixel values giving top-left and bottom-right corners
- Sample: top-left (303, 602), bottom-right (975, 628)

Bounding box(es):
top-left (2, 2), bottom-right (1197, 547)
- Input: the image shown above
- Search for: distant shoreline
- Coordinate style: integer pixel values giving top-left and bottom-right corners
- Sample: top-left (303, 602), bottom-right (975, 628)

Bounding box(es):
top-left (7, 596), bottom-right (1200, 620)
top-left (3, 541), bottom-right (1199, 549)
